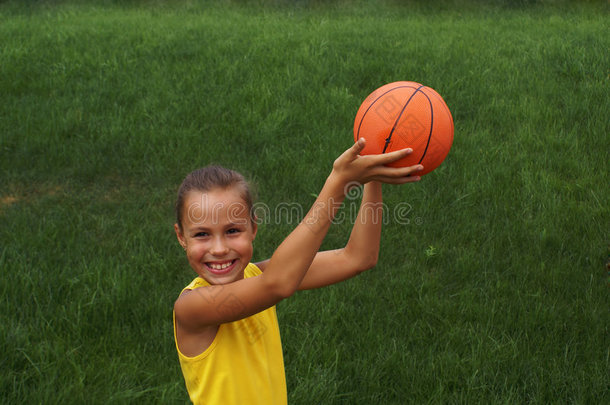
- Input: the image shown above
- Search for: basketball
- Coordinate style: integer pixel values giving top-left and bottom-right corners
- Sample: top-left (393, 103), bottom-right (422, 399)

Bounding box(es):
top-left (353, 81), bottom-right (454, 176)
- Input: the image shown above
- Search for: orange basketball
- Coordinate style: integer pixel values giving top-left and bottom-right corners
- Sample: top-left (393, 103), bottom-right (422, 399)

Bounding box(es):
top-left (354, 81), bottom-right (454, 176)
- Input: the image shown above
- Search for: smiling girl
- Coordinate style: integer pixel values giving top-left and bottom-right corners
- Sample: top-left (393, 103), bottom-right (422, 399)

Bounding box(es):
top-left (173, 139), bottom-right (423, 404)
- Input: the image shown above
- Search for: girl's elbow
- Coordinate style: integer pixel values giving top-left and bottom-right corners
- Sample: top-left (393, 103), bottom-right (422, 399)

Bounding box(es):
top-left (274, 284), bottom-right (297, 300)
top-left (344, 247), bottom-right (378, 274)
top-left (355, 253), bottom-right (379, 273)
top-left (264, 275), bottom-right (298, 300)
top-left (364, 258), bottom-right (379, 272)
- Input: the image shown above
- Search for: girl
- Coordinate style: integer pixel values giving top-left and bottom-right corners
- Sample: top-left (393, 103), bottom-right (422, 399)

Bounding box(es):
top-left (173, 139), bottom-right (423, 404)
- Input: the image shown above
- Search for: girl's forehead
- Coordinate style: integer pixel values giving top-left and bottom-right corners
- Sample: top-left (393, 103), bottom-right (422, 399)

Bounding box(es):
top-left (183, 189), bottom-right (250, 226)
top-left (184, 188), bottom-right (246, 205)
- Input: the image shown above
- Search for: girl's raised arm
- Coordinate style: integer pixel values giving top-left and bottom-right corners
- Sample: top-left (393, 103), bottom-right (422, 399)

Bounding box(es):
top-left (291, 169), bottom-right (420, 290)
top-left (174, 139), bottom-right (422, 330)
top-left (292, 181), bottom-right (388, 290)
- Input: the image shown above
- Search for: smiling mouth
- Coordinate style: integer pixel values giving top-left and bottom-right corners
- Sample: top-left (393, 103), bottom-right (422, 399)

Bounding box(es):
top-left (205, 259), bottom-right (237, 275)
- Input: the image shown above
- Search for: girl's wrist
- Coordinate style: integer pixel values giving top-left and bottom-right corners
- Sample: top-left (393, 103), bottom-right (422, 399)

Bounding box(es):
top-left (326, 169), bottom-right (352, 197)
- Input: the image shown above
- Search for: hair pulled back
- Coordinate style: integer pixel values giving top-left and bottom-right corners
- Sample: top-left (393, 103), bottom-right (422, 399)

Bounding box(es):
top-left (175, 166), bottom-right (255, 231)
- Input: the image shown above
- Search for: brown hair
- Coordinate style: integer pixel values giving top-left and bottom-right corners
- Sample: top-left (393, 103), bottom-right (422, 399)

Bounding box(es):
top-left (175, 166), bottom-right (255, 231)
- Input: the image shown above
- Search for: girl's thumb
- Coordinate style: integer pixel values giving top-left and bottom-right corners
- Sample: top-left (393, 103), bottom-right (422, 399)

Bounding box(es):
top-left (352, 138), bottom-right (366, 154)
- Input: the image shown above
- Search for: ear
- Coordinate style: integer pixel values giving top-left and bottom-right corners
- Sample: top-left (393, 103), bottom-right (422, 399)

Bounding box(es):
top-left (251, 219), bottom-right (258, 241)
top-left (174, 223), bottom-right (187, 250)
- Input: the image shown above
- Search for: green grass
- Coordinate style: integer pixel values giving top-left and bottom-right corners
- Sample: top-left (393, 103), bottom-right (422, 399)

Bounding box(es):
top-left (1, 0), bottom-right (608, 403)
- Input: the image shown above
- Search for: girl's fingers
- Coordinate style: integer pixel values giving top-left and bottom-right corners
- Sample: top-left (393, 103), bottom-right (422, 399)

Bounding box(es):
top-left (347, 141), bottom-right (412, 166)
top-left (336, 141), bottom-right (422, 184)
top-left (350, 138), bottom-right (366, 157)
top-left (364, 147), bottom-right (413, 166)
top-left (373, 164), bottom-right (424, 179)
top-left (335, 139), bottom-right (366, 168)
top-left (373, 174), bottom-right (421, 184)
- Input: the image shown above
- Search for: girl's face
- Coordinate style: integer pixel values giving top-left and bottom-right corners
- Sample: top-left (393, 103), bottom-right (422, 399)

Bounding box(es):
top-left (175, 188), bottom-right (257, 285)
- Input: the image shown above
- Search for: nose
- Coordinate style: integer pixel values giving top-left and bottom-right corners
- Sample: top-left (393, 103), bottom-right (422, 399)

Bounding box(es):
top-left (209, 236), bottom-right (229, 257)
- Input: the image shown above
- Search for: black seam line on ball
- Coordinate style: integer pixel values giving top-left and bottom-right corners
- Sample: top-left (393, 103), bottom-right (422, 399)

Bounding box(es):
top-left (356, 85), bottom-right (419, 141)
top-left (418, 89), bottom-right (434, 164)
top-left (382, 84), bottom-right (425, 154)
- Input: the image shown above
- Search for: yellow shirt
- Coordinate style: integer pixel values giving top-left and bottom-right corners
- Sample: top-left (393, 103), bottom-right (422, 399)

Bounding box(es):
top-left (173, 263), bottom-right (287, 405)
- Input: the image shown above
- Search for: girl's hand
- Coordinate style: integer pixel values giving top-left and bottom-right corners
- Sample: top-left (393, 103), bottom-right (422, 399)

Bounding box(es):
top-left (331, 138), bottom-right (423, 186)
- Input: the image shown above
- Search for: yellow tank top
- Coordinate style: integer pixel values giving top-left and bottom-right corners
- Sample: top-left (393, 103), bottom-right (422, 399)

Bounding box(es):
top-left (173, 263), bottom-right (287, 405)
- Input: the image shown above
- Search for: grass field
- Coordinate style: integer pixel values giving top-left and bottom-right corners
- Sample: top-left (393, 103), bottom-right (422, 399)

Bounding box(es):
top-left (1, 0), bottom-right (608, 403)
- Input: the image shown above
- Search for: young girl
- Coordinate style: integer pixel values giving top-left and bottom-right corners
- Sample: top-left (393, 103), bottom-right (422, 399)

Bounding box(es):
top-left (173, 139), bottom-right (423, 404)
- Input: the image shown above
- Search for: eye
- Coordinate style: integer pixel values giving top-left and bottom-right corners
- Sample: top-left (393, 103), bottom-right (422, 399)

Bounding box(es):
top-left (194, 231), bottom-right (209, 238)
top-left (226, 228), bottom-right (241, 235)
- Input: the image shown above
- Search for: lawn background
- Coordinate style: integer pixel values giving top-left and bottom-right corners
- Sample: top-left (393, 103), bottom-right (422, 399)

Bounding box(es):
top-left (1, 0), bottom-right (608, 403)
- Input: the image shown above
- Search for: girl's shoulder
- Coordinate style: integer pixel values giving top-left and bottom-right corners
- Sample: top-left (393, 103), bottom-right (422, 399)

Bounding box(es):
top-left (180, 262), bottom-right (262, 297)
top-left (245, 262), bottom-right (263, 277)
top-left (180, 276), bottom-right (209, 295)
top-left (252, 260), bottom-right (269, 273)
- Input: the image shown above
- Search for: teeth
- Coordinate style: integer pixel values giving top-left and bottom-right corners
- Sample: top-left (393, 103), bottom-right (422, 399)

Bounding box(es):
top-left (209, 261), bottom-right (232, 270)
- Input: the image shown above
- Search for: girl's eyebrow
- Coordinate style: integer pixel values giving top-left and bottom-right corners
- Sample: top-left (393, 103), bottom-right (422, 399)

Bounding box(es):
top-left (226, 221), bottom-right (248, 228)
top-left (188, 225), bottom-right (211, 232)
top-left (189, 227), bottom-right (210, 233)
top-left (190, 221), bottom-right (243, 231)
top-left (227, 219), bottom-right (249, 227)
